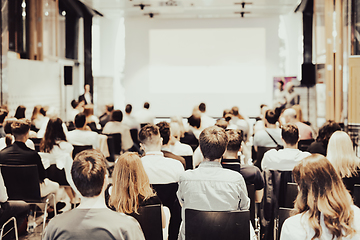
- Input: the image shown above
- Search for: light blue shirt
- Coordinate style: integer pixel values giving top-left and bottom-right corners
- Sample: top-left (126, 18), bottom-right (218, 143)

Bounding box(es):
top-left (177, 161), bottom-right (250, 240)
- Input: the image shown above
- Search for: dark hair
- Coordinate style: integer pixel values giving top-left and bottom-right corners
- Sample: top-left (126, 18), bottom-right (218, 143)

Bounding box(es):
top-left (265, 109), bottom-right (278, 125)
top-left (71, 149), bottom-right (107, 197)
top-left (111, 110), bottom-right (123, 122)
top-left (0, 109), bottom-right (8, 124)
top-left (125, 104), bottom-right (132, 114)
top-left (316, 120), bottom-right (341, 147)
top-left (260, 104), bottom-right (268, 109)
top-left (4, 119), bottom-right (15, 147)
top-left (83, 105), bottom-right (94, 117)
top-left (14, 105), bottom-right (26, 119)
top-left (11, 119), bottom-right (31, 136)
top-left (223, 109), bottom-right (231, 118)
top-left (188, 114), bottom-right (201, 129)
top-left (226, 129), bottom-right (243, 152)
top-left (281, 123), bottom-right (299, 145)
top-left (106, 104), bottom-right (114, 113)
top-left (40, 106), bottom-right (48, 116)
top-left (71, 100), bottom-right (79, 109)
top-left (74, 113), bottom-right (86, 128)
top-left (156, 121), bottom-right (170, 145)
top-left (144, 102), bottom-right (150, 109)
top-left (215, 119), bottom-right (228, 130)
top-left (139, 124), bottom-right (160, 144)
top-left (199, 126), bottom-right (228, 161)
top-left (40, 118), bottom-right (67, 153)
top-left (199, 103), bottom-right (206, 112)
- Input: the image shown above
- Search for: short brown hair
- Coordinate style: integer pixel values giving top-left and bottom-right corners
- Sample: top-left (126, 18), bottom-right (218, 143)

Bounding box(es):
top-left (200, 126), bottom-right (228, 161)
top-left (226, 129), bottom-right (243, 152)
top-left (156, 122), bottom-right (170, 145)
top-left (139, 124), bottom-right (160, 145)
top-left (11, 119), bottom-right (31, 136)
top-left (281, 123), bottom-right (299, 145)
top-left (71, 149), bottom-right (107, 197)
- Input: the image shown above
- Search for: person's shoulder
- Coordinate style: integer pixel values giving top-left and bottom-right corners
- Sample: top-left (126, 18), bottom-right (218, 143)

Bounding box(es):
top-left (163, 156), bottom-right (185, 169)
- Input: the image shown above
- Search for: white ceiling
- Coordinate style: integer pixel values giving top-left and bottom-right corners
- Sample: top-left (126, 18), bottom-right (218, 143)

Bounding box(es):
top-left (80, 0), bottom-right (302, 19)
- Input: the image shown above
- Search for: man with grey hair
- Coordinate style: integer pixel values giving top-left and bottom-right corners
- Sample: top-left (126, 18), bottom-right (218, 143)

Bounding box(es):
top-left (282, 108), bottom-right (313, 140)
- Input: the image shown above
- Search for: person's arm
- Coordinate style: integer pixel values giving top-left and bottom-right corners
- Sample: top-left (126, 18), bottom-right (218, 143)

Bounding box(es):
top-left (238, 177), bottom-right (250, 210)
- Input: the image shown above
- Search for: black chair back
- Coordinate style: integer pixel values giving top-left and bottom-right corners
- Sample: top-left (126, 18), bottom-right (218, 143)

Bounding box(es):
top-left (246, 184), bottom-right (255, 227)
top-left (106, 134), bottom-right (122, 162)
top-left (276, 207), bottom-right (293, 240)
top-left (130, 129), bottom-right (139, 145)
top-left (130, 204), bottom-right (163, 240)
top-left (29, 138), bottom-right (42, 152)
top-left (0, 164), bottom-right (41, 202)
top-left (254, 147), bottom-right (278, 170)
top-left (46, 165), bottom-right (69, 186)
top-left (284, 182), bottom-right (298, 208)
top-left (72, 145), bottom-right (92, 159)
top-left (182, 156), bottom-right (193, 170)
top-left (298, 139), bottom-right (314, 151)
top-left (185, 209), bottom-right (250, 240)
top-left (354, 184), bottom-right (360, 208)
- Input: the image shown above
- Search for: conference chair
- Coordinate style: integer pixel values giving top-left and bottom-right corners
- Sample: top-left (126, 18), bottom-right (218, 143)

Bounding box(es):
top-left (284, 182), bottom-right (298, 208)
top-left (0, 217), bottom-right (18, 240)
top-left (246, 184), bottom-right (256, 227)
top-left (254, 146), bottom-right (278, 170)
top-left (105, 133), bottom-right (122, 162)
top-left (29, 138), bottom-right (42, 152)
top-left (185, 209), bottom-right (250, 240)
top-left (72, 145), bottom-right (92, 159)
top-left (0, 164), bottom-right (56, 233)
top-left (298, 139), bottom-right (314, 151)
top-left (274, 207), bottom-right (293, 240)
top-left (182, 156), bottom-right (193, 170)
top-left (130, 204), bottom-right (163, 240)
top-left (354, 184), bottom-right (360, 208)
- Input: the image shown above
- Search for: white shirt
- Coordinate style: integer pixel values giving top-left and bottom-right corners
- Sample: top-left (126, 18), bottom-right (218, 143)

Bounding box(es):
top-left (261, 148), bottom-right (311, 171)
top-left (192, 147), bottom-right (204, 168)
top-left (281, 205), bottom-right (360, 240)
top-left (141, 151), bottom-right (184, 184)
top-left (134, 109), bottom-right (155, 125)
top-left (102, 121), bottom-right (134, 150)
top-left (200, 113), bottom-right (216, 129)
top-left (66, 129), bottom-right (99, 149)
top-left (170, 141), bottom-right (193, 156)
top-left (122, 114), bottom-right (140, 130)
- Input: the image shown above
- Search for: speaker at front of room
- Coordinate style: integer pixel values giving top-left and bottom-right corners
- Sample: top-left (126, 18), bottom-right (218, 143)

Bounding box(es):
top-left (64, 66), bottom-right (73, 85)
top-left (301, 63), bottom-right (315, 86)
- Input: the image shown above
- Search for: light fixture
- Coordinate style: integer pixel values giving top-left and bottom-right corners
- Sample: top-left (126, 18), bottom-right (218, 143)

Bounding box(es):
top-left (234, 11), bottom-right (250, 18)
top-left (134, 3), bottom-right (151, 10)
top-left (234, 2), bottom-right (253, 9)
top-left (144, 12), bottom-right (159, 18)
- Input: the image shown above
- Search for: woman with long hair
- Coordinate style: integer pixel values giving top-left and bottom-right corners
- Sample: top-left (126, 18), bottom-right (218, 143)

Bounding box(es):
top-left (31, 105), bottom-right (45, 131)
top-left (280, 154), bottom-right (360, 239)
top-left (327, 131), bottom-right (360, 195)
top-left (14, 105), bottom-right (26, 119)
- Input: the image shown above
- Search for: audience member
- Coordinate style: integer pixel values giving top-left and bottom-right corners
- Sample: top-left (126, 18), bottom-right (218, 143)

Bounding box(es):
top-left (78, 84), bottom-right (92, 105)
top-left (229, 106), bottom-right (250, 141)
top-left (31, 105), bottom-right (45, 131)
top-left (122, 104), bottom-right (140, 131)
top-left (187, 114), bottom-right (202, 139)
top-left (135, 102), bottom-right (155, 126)
top-left (102, 110), bottom-right (134, 152)
top-left (198, 102), bottom-right (215, 129)
top-left (273, 80), bottom-right (286, 108)
top-left (253, 104), bottom-right (269, 134)
top-left (14, 105), bottom-right (26, 119)
top-left (284, 82), bottom-right (300, 108)
top-left (83, 105), bottom-right (101, 132)
top-left (262, 123), bottom-right (310, 171)
top-left (215, 119), bottom-right (229, 129)
top-left (43, 149), bottom-right (145, 240)
top-left (0, 109), bottom-right (8, 138)
top-left (327, 131), bottom-right (360, 195)
top-left (66, 113), bottom-right (99, 149)
top-left (307, 120), bottom-right (341, 155)
top-left (37, 107), bottom-right (68, 139)
top-left (156, 121), bottom-right (186, 168)
top-left (0, 119), bottom-right (35, 150)
top-left (169, 122), bottom-right (193, 157)
top-left (280, 154), bottom-right (360, 239)
top-left (177, 126), bottom-right (250, 240)
top-left (99, 104), bottom-right (114, 128)
top-left (67, 100), bottom-right (81, 123)
top-left (282, 108), bottom-right (313, 140)
top-left (222, 129), bottom-right (264, 203)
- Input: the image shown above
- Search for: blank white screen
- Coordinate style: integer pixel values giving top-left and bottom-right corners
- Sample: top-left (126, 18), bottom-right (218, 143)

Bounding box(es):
top-left (149, 28), bottom-right (266, 94)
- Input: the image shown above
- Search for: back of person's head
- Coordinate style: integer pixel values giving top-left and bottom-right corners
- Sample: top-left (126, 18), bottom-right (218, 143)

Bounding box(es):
top-left (109, 152), bottom-right (155, 214)
top-left (14, 105), bottom-right (26, 119)
top-left (281, 123), bottom-right (299, 145)
top-left (40, 106), bottom-right (48, 116)
top-left (265, 109), bottom-right (278, 125)
top-left (74, 113), bottom-right (86, 128)
top-left (326, 131), bottom-right (360, 178)
top-left (111, 110), bottom-right (123, 122)
top-left (170, 122), bottom-right (181, 140)
top-left (83, 105), bottom-right (94, 117)
top-left (199, 126), bottom-right (228, 161)
top-left (71, 149), bottom-right (107, 197)
top-left (40, 118), bottom-right (67, 153)
top-left (4, 118), bottom-right (15, 147)
top-left (0, 109), bottom-right (8, 124)
top-left (71, 100), bottom-right (79, 109)
top-left (188, 114), bottom-right (201, 129)
top-left (282, 108), bottom-right (297, 122)
top-left (198, 103), bottom-right (206, 113)
top-left (11, 119), bottom-right (31, 137)
top-left (125, 104), bottom-right (132, 114)
top-left (31, 105), bottom-right (42, 121)
top-left (139, 124), bottom-right (161, 146)
top-left (225, 129), bottom-right (243, 152)
top-left (316, 120), bottom-right (341, 146)
top-left (215, 119), bottom-right (228, 130)
top-left (231, 106), bottom-right (239, 116)
top-left (293, 154), bottom-right (356, 239)
top-left (106, 104), bottom-right (114, 113)
top-left (144, 102), bottom-right (150, 109)
top-left (156, 121), bottom-right (170, 145)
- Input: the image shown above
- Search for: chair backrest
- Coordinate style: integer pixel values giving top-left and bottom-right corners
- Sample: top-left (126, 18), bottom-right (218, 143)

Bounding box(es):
top-left (29, 138), bottom-right (42, 152)
top-left (72, 145), bottom-right (92, 159)
top-left (246, 184), bottom-right (255, 227)
top-left (46, 165), bottom-right (69, 186)
top-left (0, 164), bottom-right (41, 202)
top-left (151, 183), bottom-right (178, 208)
top-left (354, 184), bottom-right (360, 208)
top-left (130, 129), bottom-right (139, 145)
top-left (255, 147), bottom-right (278, 170)
top-left (276, 208), bottom-right (293, 240)
top-left (298, 139), bottom-right (314, 151)
top-left (182, 156), bottom-right (193, 170)
top-left (284, 182), bottom-right (298, 208)
top-left (130, 204), bottom-right (163, 240)
top-left (185, 209), bottom-right (250, 240)
top-left (106, 134), bottom-right (122, 162)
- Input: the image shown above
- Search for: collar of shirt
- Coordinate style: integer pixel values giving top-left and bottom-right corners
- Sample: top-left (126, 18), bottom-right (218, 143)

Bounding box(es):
top-left (198, 161), bottom-right (222, 168)
top-left (145, 151), bottom-right (164, 157)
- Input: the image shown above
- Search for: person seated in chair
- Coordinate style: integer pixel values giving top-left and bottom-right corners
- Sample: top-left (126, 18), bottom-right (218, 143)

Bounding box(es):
top-left (282, 108), bottom-right (313, 141)
top-left (261, 123), bottom-right (311, 171)
top-left (43, 149), bottom-right (145, 240)
top-left (99, 104), bottom-right (114, 128)
top-left (177, 126), bottom-right (250, 240)
top-left (222, 129), bottom-right (264, 203)
top-left (169, 122), bottom-right (193, 157)
top-left (66, 113), bottom-right (99, 149)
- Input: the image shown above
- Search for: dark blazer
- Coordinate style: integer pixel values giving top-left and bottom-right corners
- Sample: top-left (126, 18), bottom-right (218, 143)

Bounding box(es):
top-left (78, 94), bottom-right (93, 105)
top-left (0, 141), bottom-right (45, 182)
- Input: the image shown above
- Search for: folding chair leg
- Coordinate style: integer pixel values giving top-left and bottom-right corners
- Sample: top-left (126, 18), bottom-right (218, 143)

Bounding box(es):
top-left (0, 217), bottom-right (18, 240)
top-left (42, 193), bottom-right (56, 234)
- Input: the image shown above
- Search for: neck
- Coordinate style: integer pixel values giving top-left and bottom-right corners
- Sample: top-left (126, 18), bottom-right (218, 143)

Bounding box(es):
top-left (144, 145), bottom-right (161, 153)
top-left (76, 126), bottom-right (87, 130)
top-left (14, 135), bottom-right (27, 143)
top-left (205, 158), bottom-right (221, 163)
top-left (284, 143), bottom-right (298, 149)
top-left (78, 192), bottom-right (107, 209)
top-left (222, 150), bottom-right (238, 159)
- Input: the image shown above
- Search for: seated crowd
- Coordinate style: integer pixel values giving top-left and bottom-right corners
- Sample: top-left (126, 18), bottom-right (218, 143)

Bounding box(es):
top-left (0, 101), bottom-right (358, 240)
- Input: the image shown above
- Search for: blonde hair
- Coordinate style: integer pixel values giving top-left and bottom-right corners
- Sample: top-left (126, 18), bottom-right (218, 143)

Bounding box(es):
top-left (109, 152), bottom-right (155, 214)
top-left (327, 131), bottom-right (360, 178)
top-left (293, 154), bottom-right (356, 240)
